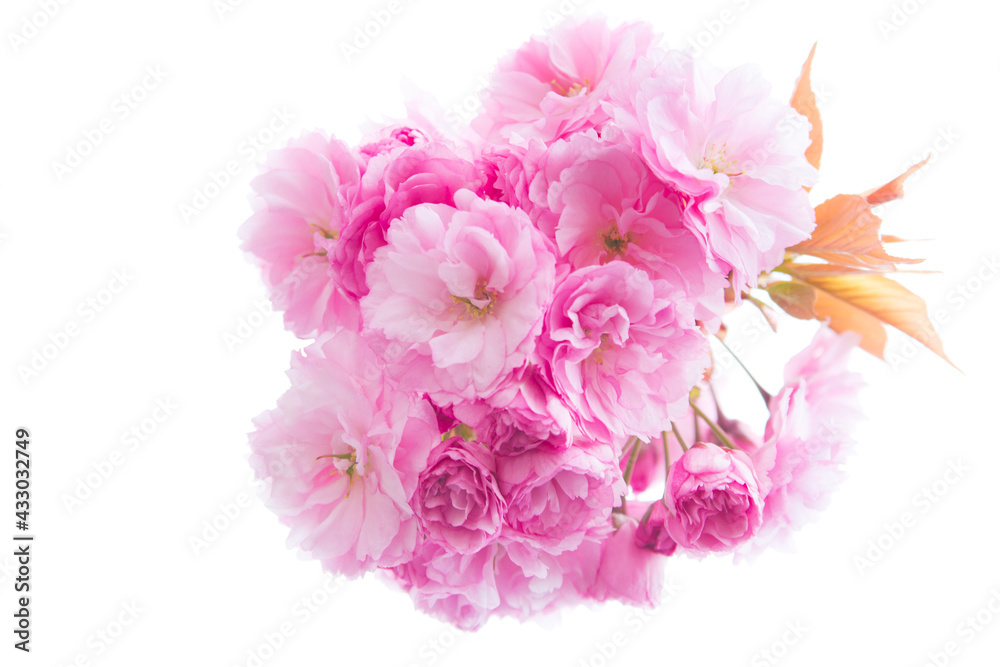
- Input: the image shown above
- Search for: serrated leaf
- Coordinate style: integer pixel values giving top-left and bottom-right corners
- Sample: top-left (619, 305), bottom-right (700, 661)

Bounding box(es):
top-left (791, 194), bottom-right (922, 270)
top-left (790, 43), bottom-right (823, 173)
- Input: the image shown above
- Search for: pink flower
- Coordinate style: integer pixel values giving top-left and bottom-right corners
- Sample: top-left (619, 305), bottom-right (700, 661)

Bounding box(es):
top-left (590, 516), bottom-right (666, 607)
top-left (665, 442), bottom-right (763, 556)
top-left (358, 125), bottom-right (429, 161)
top-left (450, 363), bottom-right (577, 452)
top-left (473, 17), bottom-right (656, 144)
top-left (540, 261), bottom-right (709, 441)
top-left (477, 136), bottom-right (548, 210)
top-left (392, 543), bottom-right (501, 631)
top-left (240, 131), bottom-right (362, 337)
top-left (497, 440), bottom-right (624, 554)
top-left (416, 437), bottom-right (506, 554)
top-left (635, 500), bottom-right (677, 555)
top-left (247, 328), bottom-right (439, 577)
top-left (527, 128), bottom-right (727, 324)
top-left (747, 328), bottom-right (863, 554)
top-left (609, 49), bottom-right (818, 289)
top-left (332, 139), bottom-right (484, 301)
top-left (362, 189), bottom-right (557, 404)
top-left (493, 540), bottom-right (602, 620)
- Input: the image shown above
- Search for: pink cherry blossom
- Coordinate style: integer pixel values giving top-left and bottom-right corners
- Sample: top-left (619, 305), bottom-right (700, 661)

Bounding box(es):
top-left (497, 440), bottom-right (624, 554)
top-left (332, 139), bottom-right (484, 301)
top-left (247, 328), bottom-right (439, 577)
top-left (590, 516), bottom-right (667, 606)
top-left (493, 539), bottom-right (602, 620)
top-left (635, 500), bottom-right (678, 556)
top-left (416, 436), bottom-right (506, 554)
top-left (746, 328), bottom-right (863, 554)
top-left (473, 16), bottom-right (656, 144)
top-left (540, 261), bottom-right (709, 441)
top-left (665, 442), bottom-right (763, 556)
top-left (240, 131), bottom-right (362, 337)
top-left (609, 48), bottom-right (818, 289)
top-left (391, 542), bottom-right (500, 631)
top-left (477, 136), bottom-right (547, 210)
top-left (450, 363), bottom-right (577, 452)
top-left (362, 189), bottom-right (557, 404)
top-left (527, 128), bottom-right (728, 324)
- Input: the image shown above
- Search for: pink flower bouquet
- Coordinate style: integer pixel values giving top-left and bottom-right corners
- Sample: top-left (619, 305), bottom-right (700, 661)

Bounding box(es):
top-left (240, 16), bottom-right (949, 629)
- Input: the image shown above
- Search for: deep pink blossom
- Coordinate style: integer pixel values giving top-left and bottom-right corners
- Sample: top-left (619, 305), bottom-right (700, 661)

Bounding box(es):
top-left (332, 140), bottom-right (484, 300)
top-left (635, 500), bottom-right (678, 555)
top-left (665, 442), bottom-right (763, 556)
top-left (497, 440), bottom-right (624, 554)
top-left (416, 437), bottom-right (506, 554)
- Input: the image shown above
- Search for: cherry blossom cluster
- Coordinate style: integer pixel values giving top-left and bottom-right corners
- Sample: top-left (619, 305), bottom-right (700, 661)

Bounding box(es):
top-left (241, 17), bottom-right (865, 629)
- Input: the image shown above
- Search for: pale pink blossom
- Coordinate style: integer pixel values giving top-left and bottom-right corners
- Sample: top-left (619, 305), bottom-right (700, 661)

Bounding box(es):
top-left (392, 542), bottom-right (501, 631)
top-left (473, 17), bottom-right (656, 144)
top-left (240, 131), bottom-right (362, 336)
top-left (746, 328), bottom-right (863, 554)
top-left (590, 516), bottom-right (666, 606)
top-left (609, 48), bottom-right (818, 289)
top-left (362, 189), bottom-right (557, 404)
top-left (540, 261), bottom-right (709, 441)
top-left (493, 539), bottom-right (602, 620)
top-left (247, 328), bottom-right (439, 577)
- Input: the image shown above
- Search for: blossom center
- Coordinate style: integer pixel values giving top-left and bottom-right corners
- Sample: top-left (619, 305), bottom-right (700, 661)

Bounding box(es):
top-left (552, 78), bottom-right (590, 97)
top-left (601, 226), bottom-right (631, 257)
top-left (589, 332), bottom-right (614, 365)
top-left (450, 280), bottom-right (499, 320)
top-left (310, 222), bottom-right (339, 241)
top-left (699, 142), bottom-right (740, 175)
top-left (317, 451), bottom-right (361, 498)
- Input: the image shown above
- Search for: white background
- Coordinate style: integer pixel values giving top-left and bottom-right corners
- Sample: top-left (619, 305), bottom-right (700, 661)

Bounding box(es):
top-left (2, 0), bottom-right (998, 665)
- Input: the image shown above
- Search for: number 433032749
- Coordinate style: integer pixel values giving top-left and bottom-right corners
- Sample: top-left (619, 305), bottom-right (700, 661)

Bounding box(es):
top-left (15, 428), bottom-right (30, 530)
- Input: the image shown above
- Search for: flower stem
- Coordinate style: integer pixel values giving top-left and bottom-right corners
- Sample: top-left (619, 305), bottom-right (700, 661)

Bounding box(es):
top-left (668, 422), bottom-right (688, 453)
top-left (715, 335), bottom-right (773, 404)
top-left (689, 402), bottom-right (738, 451)
top-left (622, 438), bottom-right (643, 486)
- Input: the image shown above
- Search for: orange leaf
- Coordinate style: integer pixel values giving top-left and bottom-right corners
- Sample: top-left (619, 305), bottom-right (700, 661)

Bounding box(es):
top-left (790, 43), bottom-right (823, 173)
top-left (864, 158), bottom-right (929, 206)
top-left (788, 264), bottom-right (937, 279)
top-left (791, 195), bottom-right (922, 270)
top-left (770, 273), bottom-right (952, 365)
